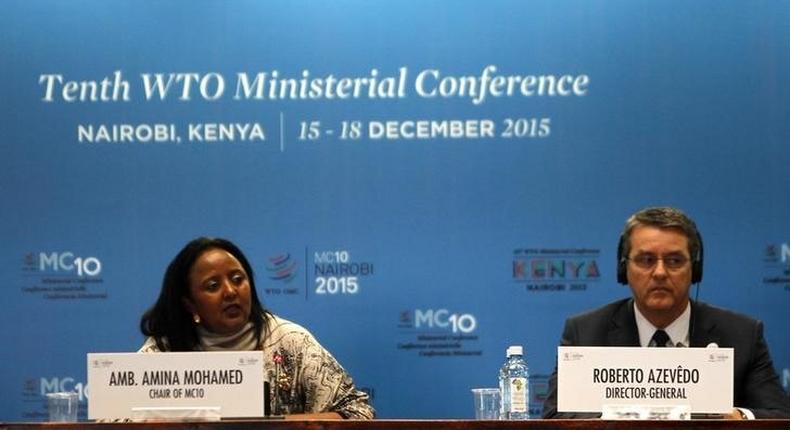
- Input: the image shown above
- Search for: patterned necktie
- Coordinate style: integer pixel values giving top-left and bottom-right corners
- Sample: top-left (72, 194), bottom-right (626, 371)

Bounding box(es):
top-left (651, 329), bottom-right (671, 347)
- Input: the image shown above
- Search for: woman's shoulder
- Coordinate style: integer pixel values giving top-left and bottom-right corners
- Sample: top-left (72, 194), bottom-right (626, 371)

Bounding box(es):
top-left (265, 314), bottom-right (314, 337)
top-left (263, 314), bottom-right (320, 349)
top-left (138, 336), bottom-right (161, 353)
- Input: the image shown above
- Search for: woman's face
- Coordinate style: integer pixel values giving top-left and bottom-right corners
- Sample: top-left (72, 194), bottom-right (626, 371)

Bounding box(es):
top-left (183, 248), bottom-right (252, 335)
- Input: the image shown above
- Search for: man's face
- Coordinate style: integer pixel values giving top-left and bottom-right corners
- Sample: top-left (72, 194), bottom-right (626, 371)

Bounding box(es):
top-left (626, 225), bottom-right (693, 327)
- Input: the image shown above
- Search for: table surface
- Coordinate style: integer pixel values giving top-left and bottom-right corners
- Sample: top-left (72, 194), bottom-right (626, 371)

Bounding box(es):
top-left (2, 419), bottom-right (790, 430)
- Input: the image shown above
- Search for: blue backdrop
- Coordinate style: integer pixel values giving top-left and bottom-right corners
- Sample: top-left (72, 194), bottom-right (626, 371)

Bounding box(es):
top-left (1, 0), bottom-right (789, 421)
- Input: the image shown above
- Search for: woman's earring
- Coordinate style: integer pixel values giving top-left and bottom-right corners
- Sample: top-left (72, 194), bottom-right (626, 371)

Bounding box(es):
top-left (193, 314), bottom-right (201, 324)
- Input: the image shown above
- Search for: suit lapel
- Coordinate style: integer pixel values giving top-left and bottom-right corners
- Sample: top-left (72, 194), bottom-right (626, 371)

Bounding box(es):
top-left (607, 299), bottom-right (640, 346)
top-left (689, 301), bottom-right (721, 347)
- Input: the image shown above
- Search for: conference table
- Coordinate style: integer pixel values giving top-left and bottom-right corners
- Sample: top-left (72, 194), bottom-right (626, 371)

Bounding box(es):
top-left (2, 420), bottom-right (790, 430)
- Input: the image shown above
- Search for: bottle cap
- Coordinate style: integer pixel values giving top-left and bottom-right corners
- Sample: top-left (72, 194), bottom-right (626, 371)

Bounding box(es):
top-left (506, 345), bottom-right (523, 356)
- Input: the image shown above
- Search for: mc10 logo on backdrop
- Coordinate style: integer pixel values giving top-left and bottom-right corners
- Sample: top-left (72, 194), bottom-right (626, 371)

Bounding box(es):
top-left (414, 309), bottom-right (477, 334)
top-left (397, 309), bottom-right (482, 358)
top-left (20, 251), bottom-right (107, 301)
top-left (40, 377), bottom-right (89, 401)
top-left (261, 248), bottom-right (377, 300)
top-left (312, 249), bottom-right (375, 298)
top-left (38, 252), bottom-right (102, 276)
top-left (20, 376), bottom-right (88, 421)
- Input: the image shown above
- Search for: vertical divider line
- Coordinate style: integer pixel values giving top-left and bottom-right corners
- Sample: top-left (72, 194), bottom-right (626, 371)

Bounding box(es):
top-left (280, 112), bottom-right (285, 152)
top-left (304, 246), bottom-right (309, 301)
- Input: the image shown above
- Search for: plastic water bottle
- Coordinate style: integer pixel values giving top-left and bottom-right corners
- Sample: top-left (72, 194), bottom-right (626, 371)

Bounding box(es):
top-left (498, 345), bottom-right (529, 419)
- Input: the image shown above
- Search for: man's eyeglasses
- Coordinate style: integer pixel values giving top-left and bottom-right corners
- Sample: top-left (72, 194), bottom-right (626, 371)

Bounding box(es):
top-left (627, 253), bottom-right (689, 270)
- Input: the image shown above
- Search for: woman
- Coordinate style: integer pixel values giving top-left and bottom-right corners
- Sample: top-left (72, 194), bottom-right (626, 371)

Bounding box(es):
top-left (139, 237), bottom-right (374, 419)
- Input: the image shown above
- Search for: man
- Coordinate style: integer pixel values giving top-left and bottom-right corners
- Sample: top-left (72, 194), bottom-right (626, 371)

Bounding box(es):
top-left (543, 207), bottom-right (790, 419)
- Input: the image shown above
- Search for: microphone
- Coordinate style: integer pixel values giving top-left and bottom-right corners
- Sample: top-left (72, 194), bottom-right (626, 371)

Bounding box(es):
top-left (690, 280), bottom-right (702, 344)
top-left (264, 380), bottom-right (271, 416)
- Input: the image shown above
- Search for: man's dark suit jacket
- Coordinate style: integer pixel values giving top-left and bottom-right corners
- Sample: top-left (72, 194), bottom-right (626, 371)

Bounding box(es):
top-left (542, 298), bottom-right (790, 419)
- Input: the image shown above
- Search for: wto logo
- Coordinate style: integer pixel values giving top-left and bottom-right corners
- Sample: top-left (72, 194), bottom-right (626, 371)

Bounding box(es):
top-left (33, 252), bottom-right (102, 277)
top-left (402, 309), bottom-right (477, 334)
top-left (265, 253), bottom-right (298, 283)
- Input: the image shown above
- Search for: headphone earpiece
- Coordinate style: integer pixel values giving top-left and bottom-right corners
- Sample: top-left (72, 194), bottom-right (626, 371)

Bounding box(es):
top-left (691, 237), bottom-right (703, 284)
top-left (616, 235), bottom-right (628, 285)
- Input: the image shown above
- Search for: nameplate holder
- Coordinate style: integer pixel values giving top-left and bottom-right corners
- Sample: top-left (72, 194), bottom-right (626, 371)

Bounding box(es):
top-left (601, 404), bottom-right (691, 420)
top-left (130, 406), bottom-right (221, 421)
top-left (557, 346), bottom-right (733, 415)
top-left (87, 351), bottom-right (264, 420)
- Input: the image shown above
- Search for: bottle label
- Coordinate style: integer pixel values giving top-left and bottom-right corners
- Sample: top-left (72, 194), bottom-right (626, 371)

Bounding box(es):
top-left (508, 377), bottom-right (528, 412)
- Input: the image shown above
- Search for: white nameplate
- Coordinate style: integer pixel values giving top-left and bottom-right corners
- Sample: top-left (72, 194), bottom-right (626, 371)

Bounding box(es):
top-left (87, 351), bottom-right (264, 420)
top-left (557, 346), bottom-right (733, 414)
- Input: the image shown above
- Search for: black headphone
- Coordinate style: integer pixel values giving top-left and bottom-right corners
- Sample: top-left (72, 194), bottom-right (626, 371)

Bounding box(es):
top-left (616, 230), bottom-right (704, 285)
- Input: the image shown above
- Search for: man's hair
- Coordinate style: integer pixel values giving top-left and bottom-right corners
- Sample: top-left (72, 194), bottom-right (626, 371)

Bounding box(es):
top-left (140, 237), bottom-right (270, 351)
top-left (621, 206), bottom-right (702, 259)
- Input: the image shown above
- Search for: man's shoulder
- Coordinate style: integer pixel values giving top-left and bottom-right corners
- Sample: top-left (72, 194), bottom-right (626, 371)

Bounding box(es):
top-left (568, 298), bottom-right (632, 324)
top-left (693, 301), bottom-right (761, 328)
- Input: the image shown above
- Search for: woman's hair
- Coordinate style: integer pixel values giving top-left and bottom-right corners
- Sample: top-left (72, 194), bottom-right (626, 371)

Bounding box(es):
top-left (140, 237), bottom-right (270, 351)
